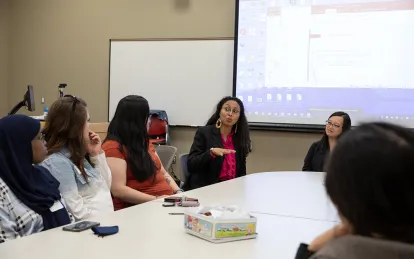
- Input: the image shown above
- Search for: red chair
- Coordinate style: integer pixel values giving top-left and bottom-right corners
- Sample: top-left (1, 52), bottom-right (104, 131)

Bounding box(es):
top-left (148, 110), bottom-right (170, 145)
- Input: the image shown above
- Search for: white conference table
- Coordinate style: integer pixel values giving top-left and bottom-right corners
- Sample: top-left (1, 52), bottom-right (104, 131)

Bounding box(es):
top-left (0, 171), bottom-right (337, 259)
top-left (179, 171), bottom-right (338, 222)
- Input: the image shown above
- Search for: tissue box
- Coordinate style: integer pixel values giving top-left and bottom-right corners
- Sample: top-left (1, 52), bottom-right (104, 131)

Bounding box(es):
top-left (184, 209), bottom-right (258, 243)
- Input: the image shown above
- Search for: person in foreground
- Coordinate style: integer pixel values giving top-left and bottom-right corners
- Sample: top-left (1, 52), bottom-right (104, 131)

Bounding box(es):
top-left (302, 112), bottom-right (351, 172)
top-left (40, 96), bottom-right (113, 221)
top-left (103, 95), bottom-right (182, 210)
top-left (0, 115), bottom-right (71, 243)
top-left (295, 122), bottom-right (414, 259)
top-left (184, 96), bottom-right (251, 190)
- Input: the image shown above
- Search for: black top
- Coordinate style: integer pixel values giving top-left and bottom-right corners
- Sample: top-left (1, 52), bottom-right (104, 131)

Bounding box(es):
top-left (183, 125), bottom-right (247, 191)
top-left (302, 140), bottom-right (329, 172)
top-left (295, 243), bottom-right (315, 259)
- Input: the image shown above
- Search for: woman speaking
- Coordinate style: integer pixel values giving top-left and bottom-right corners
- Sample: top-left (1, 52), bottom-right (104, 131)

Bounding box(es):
top-left (184, 96), bottom-right (251, 190)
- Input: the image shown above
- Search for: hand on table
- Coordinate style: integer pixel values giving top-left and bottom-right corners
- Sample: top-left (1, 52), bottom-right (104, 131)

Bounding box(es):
top-left (211, 148), bottom-right (236, 157)
top-left (154, 195), bottom-right (170, 200)
top-left (309, 223), bottom-right (351, 252)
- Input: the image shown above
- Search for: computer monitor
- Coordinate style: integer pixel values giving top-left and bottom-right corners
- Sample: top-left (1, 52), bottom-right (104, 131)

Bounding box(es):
top-left (8, 85), bottom-right (35, 115)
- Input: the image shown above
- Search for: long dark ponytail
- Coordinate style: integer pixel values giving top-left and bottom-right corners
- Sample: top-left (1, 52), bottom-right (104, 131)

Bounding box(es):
top-left (105, 95), bottom-right (157, 182)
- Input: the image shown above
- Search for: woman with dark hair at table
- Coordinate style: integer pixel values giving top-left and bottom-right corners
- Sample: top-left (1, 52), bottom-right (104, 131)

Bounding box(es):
top-left (103, 95), bottom-right (181, 211)
top-left (184, 96), bottom-right (251, 190)
top-left (302, 111), bottom-right (351, 172)
top-left (295, 122), bottom-right (414, 259)
top-left (0, 115), bottom-right (71, 243)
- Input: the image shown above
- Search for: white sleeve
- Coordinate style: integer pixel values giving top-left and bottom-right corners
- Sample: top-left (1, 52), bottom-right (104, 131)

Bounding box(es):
top-left (41, 158), bottom-right (92, 221)
top-left (59, 198), bottom-right (75, 223)
top-left (90, 151), bottom-right (112, 189)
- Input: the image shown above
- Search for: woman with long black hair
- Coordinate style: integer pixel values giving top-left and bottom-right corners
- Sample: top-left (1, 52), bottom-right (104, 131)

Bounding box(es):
top-left (103, 95), bottom-right (181, 210)
top-left (184, 96), bottom-right (251, 190)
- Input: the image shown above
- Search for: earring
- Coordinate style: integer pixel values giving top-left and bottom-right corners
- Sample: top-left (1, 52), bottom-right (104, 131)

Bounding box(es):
top-left (216, 119), bottom-right (222, 129)
top-left (234, 124), bottom-right (238, 133)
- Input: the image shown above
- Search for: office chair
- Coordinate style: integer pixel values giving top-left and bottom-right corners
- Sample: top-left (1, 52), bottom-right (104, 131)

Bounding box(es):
top-left (148, 110), bottom-right (170, 145)
top-left (155, 145), bottom-right (177, 172)
top-left (179, 153), bottom-right (190, 188)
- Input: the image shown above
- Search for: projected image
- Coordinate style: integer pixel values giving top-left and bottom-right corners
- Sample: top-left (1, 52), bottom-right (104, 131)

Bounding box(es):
top-left (234, 0), bottom-right (414, 127)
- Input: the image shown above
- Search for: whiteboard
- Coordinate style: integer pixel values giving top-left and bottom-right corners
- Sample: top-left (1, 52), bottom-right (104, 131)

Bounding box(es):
top-left (109, 39), bottom-right (234, 126)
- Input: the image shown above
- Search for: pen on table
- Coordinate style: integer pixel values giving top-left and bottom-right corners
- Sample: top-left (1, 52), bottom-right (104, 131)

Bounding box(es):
top-left (169, 213), bottom-right (184, 215)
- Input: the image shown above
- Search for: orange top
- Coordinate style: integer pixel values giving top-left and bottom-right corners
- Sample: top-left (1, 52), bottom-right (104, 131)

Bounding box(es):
top-left (102, 140), bottom-right (174, 210)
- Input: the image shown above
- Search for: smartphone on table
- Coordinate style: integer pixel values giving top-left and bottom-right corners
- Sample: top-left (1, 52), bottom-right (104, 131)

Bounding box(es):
top-left (63, 221), bottom-right (100, 232)
top-left (164, 196), bottom-right (198, 203)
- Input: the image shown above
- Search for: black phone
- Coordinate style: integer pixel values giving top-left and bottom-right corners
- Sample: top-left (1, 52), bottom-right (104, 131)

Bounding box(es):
top-left (62, 221), bottom-right (100, 232)
top-left (164, 196), bottom-right (198, 203)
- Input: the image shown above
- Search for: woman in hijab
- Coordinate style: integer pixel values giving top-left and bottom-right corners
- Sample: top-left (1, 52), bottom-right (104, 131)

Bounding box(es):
top-left (0, 115), bottom-right (71, 243)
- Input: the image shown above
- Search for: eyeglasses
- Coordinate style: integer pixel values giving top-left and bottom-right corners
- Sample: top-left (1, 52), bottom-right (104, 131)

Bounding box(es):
top-left (64, 95), bottom-right (81, 111)
top-left (223, 106), bottom-right (240, 114)
top-left (326, 120), bottom-right (342, 129)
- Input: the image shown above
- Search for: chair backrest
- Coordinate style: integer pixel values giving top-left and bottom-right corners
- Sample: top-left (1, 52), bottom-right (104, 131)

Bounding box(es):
top-left (155, 145), bottom-right (177, 171)
top-left (148, 115), bottom-right (167, 136)
top-left (148, 110), bottom-right (169, 145)
top-left (179, 153), bottom-right (190, 183)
